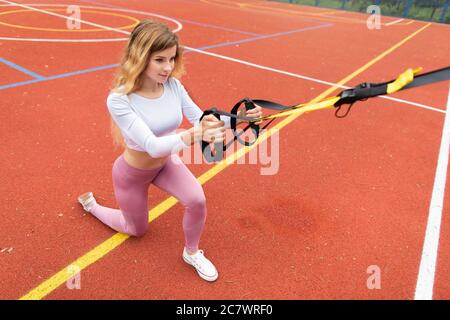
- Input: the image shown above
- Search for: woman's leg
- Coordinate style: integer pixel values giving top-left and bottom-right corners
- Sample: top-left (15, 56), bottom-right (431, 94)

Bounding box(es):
top-left (90, 155), bottom-right (161, 237)
top-left (152, 155), bottom-right (207, 253)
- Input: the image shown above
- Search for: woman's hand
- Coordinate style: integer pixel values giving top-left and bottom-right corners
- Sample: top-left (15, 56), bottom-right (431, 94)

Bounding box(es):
top-left (199, 114), bottom-right (226, 143)
top-left (182, 115), bottom-right (225, 146)
top-left (238, 105), bottom-right (263, 125)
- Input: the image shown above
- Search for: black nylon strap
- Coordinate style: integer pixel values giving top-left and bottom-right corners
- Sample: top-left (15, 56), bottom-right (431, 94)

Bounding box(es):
top-left (229, 98), bottom-right (294, 146)
top-left (201, 98), bottom-right (287, 162)
top-left (198, 66), bottom-right (450, 162)
top-left (402, 66), bottom-right (450, 90)
top-left (230, 98), bottom-right (260, 147)
top-left (334, 66), bottom-right (450, 113)
top-left (335, 82), bottom-right (388, 107)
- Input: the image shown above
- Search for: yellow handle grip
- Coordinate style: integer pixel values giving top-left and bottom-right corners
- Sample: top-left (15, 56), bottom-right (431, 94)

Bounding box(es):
top-left (387, 67), bottom-right (422, 94)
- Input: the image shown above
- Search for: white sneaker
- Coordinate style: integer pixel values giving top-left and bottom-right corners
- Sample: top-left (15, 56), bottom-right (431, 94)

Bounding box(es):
top-left (182, 248), bottom-right (218, 282)
top-left (77, 192), bottom-right (97, 212)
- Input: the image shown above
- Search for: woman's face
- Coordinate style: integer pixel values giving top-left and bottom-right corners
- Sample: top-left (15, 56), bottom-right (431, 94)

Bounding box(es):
top-left (145, 45), bottom-right (177, 84)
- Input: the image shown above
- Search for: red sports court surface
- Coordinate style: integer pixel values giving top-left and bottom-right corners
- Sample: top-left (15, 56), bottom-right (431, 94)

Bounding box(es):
top-left (0, 0), bottom-right (449, 300)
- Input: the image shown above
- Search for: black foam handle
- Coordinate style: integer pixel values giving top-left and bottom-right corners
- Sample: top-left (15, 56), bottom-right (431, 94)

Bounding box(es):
top-left (230, 98), bottom-right (260, 147)
top-left (199, 109), bottom-right (226, 163)
top-left (244, 100), bottom-right (260, 141)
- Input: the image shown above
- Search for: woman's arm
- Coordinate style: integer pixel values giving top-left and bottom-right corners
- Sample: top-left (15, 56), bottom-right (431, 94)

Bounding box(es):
top-left (107, 93), bottom-right (189, 157)
top-left (175, 79), bottom-right (262, 129)
top-left (179, 126), bottom-right (201, 146)
top-left (176, 79), bottom-right (232, 129)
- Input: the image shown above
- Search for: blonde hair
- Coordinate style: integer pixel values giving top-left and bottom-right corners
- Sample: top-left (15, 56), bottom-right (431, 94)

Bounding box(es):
top-left (110, 19), bottom-right (185, 149)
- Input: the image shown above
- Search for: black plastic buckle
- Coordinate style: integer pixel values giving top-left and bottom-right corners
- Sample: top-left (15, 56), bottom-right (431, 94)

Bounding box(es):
top-left (336, 82), bottom-right (371, 107)
top-left (336, 82), bottom-right (388, 108)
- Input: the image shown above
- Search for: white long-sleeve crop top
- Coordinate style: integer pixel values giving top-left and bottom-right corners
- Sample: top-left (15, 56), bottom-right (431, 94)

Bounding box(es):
top-left (107, 77), bottom-right (230, 158)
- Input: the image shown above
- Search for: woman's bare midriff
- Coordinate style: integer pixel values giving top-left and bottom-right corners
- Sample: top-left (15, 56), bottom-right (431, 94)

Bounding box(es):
top-left (123, 147), bottom-right (167, 170)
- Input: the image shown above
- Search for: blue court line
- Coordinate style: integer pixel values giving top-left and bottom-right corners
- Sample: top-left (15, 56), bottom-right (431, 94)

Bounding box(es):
top-left (0, 57), bottom-right (46, 80)
top-left (175, 18), bottom-right (262, 37)
top-left (191, 23), bottom-right (333, 52)
top-left (0, 63), bottom-right (120, 90)
top-left (0, 23), bottom-right (333, 91)
top-left (78, 0), bottom-right (262, 36)
top-left (45, 63), bottom-right (120, 81)
top-left (83, 0), bottom-right (334, 33)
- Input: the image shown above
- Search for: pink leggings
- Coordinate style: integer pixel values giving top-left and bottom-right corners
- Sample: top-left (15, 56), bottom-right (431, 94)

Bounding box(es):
top-left (90, 154), bottom-right (207, 252)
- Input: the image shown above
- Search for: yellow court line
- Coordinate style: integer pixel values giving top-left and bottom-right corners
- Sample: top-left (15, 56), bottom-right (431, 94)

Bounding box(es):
top-left (202, 0), bottom-right (374, 24)
top-left (0, 8), bottom-right (139, 32)
top-left (386, 18), bottom-right (416, 26)
top-left (203, 0), bottom-right (422, 26)
top-left (313, 11), bottom-right (341, 16)
top-left (19, 22), bottom-right (431, 300)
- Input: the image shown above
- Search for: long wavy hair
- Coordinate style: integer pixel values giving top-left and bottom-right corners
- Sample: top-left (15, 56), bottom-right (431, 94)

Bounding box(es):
top-left (110, 19), bottom-right (185, 149)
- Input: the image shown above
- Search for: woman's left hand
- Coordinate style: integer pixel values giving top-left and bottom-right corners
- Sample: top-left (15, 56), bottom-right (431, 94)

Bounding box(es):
top-left (245, 105), bottom-right (263, 125)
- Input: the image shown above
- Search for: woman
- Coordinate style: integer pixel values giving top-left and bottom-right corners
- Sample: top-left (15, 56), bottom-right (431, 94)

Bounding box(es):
top-left (77, 20), bottom-right (262, 282)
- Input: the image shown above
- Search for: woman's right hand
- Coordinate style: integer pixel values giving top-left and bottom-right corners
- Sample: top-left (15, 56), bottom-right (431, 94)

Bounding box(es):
top-left (181, 115), bottom-right (226, 146)
top-left (197, 114), bottom-right (226, 143)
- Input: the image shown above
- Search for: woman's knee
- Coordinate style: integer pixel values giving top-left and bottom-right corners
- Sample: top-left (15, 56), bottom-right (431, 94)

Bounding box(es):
top-left (125, 215), bottom-right (149, 237)
top-left (184, 191), bottom-right (207, 210)
top-left (128, 224), bottom-right (148, 237)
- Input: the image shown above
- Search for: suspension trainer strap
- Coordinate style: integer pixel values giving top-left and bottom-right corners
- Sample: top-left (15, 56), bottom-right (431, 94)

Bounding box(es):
top-left (198, 66), bottom-right (450, 162)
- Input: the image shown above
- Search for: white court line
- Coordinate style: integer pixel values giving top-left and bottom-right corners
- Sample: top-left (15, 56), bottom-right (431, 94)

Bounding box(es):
top-left (184, 46), bottom-right (446, 114)
top-left (382, 95), bottom-right (445, 114)
top-left (0, 37), bottom-right (127, 42)
top-left (414, 84), bottom-right (450, 300)
top-left (386, 18), bottom-right (404, 26)
top-left (0, 0), bottom-right (444, 114)
top-left (5, 0), bottom-right (449, 299)
top-left (0, 0), bottom-right (132, 34)
top-left (0, 3), bottom-right (183, 42)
